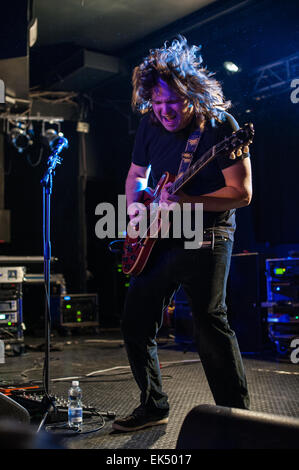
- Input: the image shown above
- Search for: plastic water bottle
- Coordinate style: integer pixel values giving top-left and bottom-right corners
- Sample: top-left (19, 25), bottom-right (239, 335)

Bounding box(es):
top-left (68, 380), bottom-right (83, 430)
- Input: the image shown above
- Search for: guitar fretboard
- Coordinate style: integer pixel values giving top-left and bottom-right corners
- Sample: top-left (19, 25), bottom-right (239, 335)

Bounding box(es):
top-left (169, 138), bottom-right (227, 195)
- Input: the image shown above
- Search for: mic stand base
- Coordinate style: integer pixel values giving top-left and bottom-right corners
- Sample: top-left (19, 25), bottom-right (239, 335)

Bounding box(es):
top-left (37, 395), bottom-right (57, 433)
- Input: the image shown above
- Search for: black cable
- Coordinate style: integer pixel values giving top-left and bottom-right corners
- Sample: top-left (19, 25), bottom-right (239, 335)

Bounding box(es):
top-left (45, 413), bottom-right (106, 436)
top-left (26, 145), bottom-right (44, 168)
top-left (108, 239), bottom-right (125, 253)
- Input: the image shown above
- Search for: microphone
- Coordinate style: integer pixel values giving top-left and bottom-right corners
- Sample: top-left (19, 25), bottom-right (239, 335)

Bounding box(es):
top-left (49, 133), bottom-right (68, 155)
top-left (41, 132), bottom-right (68, 186)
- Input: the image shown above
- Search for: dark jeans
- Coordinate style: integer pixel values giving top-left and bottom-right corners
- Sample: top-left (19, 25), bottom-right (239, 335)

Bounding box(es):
top-left (121, 237), bottom-right (250, 416)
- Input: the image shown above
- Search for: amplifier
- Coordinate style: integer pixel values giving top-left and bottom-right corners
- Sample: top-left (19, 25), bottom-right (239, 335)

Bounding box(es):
top-left (0, 283), bottom-right (22, 302)
top-left (266, 258), bottom-right (299, 278)
top-left (0, 266), bottom-right (25, 284)
top-left (0, 267), bottom-right (25, 346)
top-left (226, 252), bottom-right (264, 352)
top-left (22, 273), bottom-right (66, 334)
top-left (60, 294), bottom-right (99, 328)
top-left (0, 301), bottom-right (19, 325)
top-left (265, 258), bottom-right (299, 357)
top-left (266, 258), bottom-right (299, 303)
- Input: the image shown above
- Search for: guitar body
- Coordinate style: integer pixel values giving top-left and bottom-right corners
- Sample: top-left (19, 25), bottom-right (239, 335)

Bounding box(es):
top-left (122, 172), bottom-right (175, 275)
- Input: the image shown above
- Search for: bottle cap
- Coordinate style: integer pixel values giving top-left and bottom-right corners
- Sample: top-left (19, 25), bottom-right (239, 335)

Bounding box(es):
top-left (72, 380), bottom-right (79, 386)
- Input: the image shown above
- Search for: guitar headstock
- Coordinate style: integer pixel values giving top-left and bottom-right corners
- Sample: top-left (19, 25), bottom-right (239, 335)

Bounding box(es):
top-left (225, 122), bottom-right (254, 160)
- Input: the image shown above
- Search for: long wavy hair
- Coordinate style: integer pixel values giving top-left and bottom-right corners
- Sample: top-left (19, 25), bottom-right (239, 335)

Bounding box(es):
top-left (132, 36), bottom-right (231, 127)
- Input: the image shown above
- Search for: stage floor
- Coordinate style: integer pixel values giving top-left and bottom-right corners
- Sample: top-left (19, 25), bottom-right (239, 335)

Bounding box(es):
top-left (0, 329), bottom-right (299, 450)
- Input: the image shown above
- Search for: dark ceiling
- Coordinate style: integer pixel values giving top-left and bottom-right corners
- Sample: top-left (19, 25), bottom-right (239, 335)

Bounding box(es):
top-left (34, 0), bottom-right (218, 54)
top-left (1, 0), bottom-right (297, 107)
top-left (29, 0), bottom-right (221, 93)
top-left (29, 0), bottom-right (299, 96)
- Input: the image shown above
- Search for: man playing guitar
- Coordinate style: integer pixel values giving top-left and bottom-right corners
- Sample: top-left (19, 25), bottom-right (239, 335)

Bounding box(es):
top-left (112, 36), bottom-right (252, 432)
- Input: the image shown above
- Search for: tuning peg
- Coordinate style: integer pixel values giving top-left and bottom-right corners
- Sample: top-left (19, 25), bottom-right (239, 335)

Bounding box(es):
top-left (236, 148), bottom-right (242, 157)
top-left (230, 151), bottom-right (236, 160)
top-left (243, 146), bottom-right (249, 154)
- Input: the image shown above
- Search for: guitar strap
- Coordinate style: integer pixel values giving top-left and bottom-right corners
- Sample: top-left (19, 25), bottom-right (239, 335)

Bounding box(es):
top-left (176, 127), bottom-right (202, 179)
top-left (176, 126), bottom-right (215, 250)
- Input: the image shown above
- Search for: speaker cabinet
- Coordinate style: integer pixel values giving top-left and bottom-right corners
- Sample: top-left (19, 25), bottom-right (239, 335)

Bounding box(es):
top-left (176, 404), bottom-right (299, 449)
top-left (227, 253), bottom-right (264, 352)
top-left (0, 392), bottom-right (30, 423)
top-left (174, 253), bottom-right (265, 352)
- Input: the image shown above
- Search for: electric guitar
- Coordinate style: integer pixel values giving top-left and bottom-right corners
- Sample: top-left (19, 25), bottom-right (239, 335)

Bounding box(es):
top-left (122, 123), bottom-right (254, 275)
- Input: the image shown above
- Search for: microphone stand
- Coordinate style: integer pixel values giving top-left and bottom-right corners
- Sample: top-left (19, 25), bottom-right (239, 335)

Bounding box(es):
top-left (37, 137), bottom-right (68, 432)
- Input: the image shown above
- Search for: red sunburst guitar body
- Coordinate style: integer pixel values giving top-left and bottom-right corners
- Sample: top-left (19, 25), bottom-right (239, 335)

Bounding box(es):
top-left (122, 172), bottom-right (175, 275)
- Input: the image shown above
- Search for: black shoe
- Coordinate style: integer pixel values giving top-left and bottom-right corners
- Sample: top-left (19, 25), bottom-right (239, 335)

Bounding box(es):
top-left (112, 408), bottom-right (169, 432)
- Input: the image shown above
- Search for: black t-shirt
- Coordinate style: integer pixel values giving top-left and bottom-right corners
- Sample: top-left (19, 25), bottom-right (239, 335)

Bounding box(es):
top-left (132, 111), bottom-right (249, 239)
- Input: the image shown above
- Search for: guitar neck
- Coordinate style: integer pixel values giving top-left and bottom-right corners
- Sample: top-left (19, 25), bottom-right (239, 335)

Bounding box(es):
top-left (153, 121), bottom-right (254, 199)
top-left (169, 139), bottom-right (226, 195)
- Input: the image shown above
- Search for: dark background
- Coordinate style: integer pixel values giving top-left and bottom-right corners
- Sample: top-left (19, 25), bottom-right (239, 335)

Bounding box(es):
top-left (0, 0), bottom-right (298, 328)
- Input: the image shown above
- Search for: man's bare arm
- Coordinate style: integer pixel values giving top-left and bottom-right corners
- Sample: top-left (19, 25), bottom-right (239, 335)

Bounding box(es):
top-left (125, 163), bottom-right (150, 218)
top-left (161, 158), bottom-right (252, 211)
